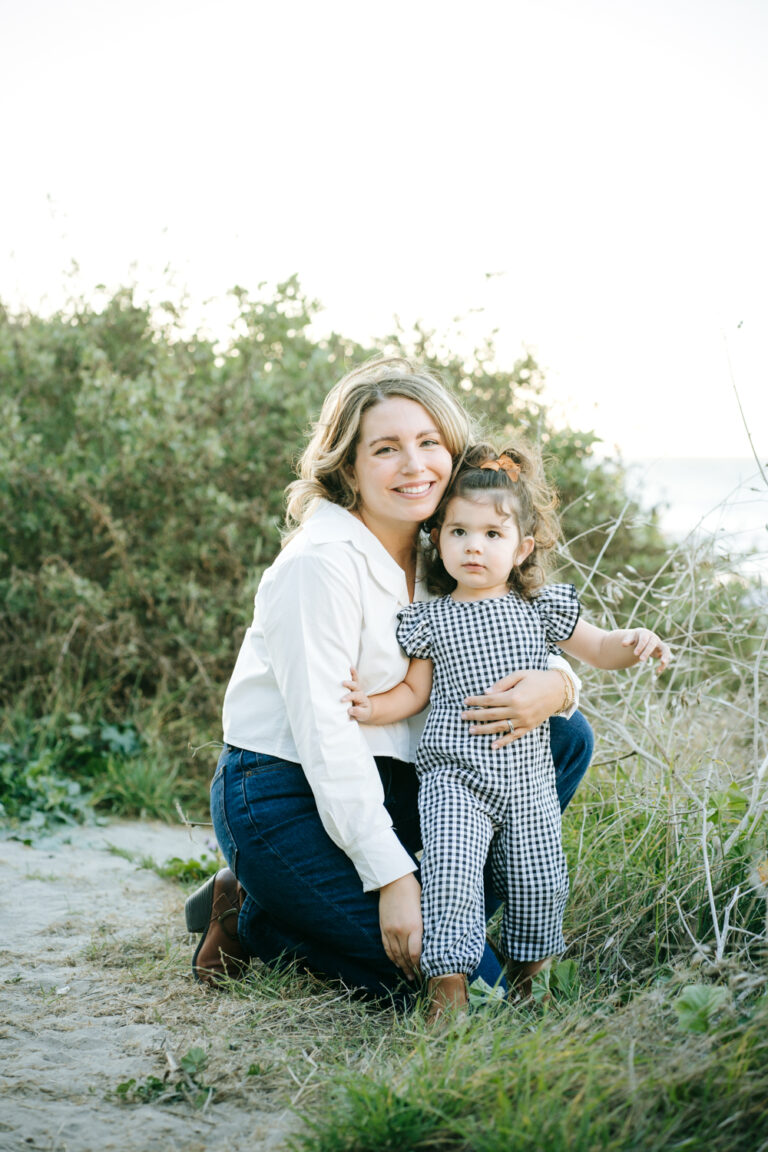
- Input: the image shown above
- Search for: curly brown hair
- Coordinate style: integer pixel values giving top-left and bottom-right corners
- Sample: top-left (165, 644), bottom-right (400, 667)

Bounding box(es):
top-left (422, 439), bottom-right (561, 600)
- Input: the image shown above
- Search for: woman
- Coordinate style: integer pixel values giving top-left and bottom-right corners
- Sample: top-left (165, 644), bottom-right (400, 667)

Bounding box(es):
top-left (185, 356), bottom-right (593, 1000)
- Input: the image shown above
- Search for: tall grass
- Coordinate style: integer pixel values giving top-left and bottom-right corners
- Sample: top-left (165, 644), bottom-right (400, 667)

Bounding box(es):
top-left (288, 994), bottom-right (768, 1152)
top-left (560, 498), bottom-right (767, 973)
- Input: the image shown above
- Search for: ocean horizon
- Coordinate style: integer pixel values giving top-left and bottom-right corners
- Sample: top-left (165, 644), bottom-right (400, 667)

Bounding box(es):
top-left (622, 456), bottom-right (767, 576)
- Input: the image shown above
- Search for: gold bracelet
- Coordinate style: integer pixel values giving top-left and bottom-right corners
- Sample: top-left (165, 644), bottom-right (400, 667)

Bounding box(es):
top-left (555, 668), bottom-right (574, 715)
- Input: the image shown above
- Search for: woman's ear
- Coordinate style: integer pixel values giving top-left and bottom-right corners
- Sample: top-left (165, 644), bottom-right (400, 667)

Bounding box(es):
top-left (515, 536), bottom-right (536, 565)
top-left (344, 463), bottom-right (358, 494)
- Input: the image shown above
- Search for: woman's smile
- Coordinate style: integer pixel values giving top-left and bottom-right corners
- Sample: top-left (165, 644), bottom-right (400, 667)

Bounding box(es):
top-left (393, 481), bottom-right (436, 497)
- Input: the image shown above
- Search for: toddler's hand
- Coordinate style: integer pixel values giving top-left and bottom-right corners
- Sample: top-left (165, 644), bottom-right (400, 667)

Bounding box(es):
top-left (622, 629), bottom-right (671, 674)
top-left (342, 666), bottom-right (373, 722)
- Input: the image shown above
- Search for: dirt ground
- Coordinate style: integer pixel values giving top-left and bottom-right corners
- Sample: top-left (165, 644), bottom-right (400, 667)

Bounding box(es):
top-left (0, 820), bottom-right (300, 1152)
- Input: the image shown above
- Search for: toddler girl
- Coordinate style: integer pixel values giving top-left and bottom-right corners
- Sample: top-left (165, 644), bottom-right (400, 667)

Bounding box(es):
top-left (343, 441), bottom-right (670, 1020)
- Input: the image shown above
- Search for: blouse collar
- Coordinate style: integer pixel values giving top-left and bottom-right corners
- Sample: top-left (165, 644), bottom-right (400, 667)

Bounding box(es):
top-left (303, 500), bottom-right (426, 603)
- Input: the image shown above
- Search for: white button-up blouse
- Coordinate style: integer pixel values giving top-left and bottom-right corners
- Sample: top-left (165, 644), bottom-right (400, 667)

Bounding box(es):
top-left (222, 500), bottom-right (580, 893)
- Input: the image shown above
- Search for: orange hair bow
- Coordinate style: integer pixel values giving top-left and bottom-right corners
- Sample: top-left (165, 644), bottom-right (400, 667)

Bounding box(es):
top-left (480, 453), bottom-right (521, 481)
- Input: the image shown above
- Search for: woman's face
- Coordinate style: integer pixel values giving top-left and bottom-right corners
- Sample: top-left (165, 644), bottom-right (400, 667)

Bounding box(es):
top-left (351, 397), bottom-right (453, 537)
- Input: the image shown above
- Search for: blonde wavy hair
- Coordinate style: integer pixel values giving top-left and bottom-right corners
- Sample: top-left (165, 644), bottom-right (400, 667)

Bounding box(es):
top-left (424, 439), bottom-right (561, 599)
top-left (284, 355), bottom-right (473, 534)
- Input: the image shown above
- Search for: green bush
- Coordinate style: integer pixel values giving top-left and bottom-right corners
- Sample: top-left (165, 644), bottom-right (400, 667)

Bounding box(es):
top-left (1, 276), bottom-right (764, 829)
top-left (1, 281), bottom-right (367, 757)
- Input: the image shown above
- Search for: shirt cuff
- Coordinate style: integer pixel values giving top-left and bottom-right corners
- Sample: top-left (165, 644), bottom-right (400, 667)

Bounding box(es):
top-left (348, 827), bottom-right (418, 893)
top-left (547, 653), bottom-right (581, 719)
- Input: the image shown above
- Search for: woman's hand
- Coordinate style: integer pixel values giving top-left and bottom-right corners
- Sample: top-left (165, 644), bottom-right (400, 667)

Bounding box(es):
top-left (462, 668), bottom-right (565, 749)
top-left (378, 872), bottom-right (422, 981)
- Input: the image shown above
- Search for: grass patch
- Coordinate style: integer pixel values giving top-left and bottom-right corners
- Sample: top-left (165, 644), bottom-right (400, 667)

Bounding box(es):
top-left (105, 841), bottom-right (223, 888)
top-left (0, 706), bottom-right (209, 835)
top-left (78, 810), bottom-right (768, 1152)
top-left (90, 751), bottom-right (184, 820)
top-left (288, 987), bottom-right (768, 1152)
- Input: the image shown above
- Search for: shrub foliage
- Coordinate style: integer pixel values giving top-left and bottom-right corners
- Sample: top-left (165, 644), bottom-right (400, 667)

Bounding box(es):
top-left (1, 278), bottom-right (670, 764)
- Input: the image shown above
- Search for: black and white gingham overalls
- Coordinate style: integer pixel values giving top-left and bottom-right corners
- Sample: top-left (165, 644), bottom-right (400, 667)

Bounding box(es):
top-left (396, 584), bottom-right (580, 976)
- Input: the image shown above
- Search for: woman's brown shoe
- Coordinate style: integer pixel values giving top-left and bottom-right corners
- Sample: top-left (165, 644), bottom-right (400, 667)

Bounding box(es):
top-left (426, 973), bottom-right (469, 1025)
top-left (185, 868), bottom-right (247, 986)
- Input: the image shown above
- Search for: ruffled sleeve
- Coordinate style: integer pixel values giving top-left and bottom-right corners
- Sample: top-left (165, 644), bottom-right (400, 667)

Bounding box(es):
top-left (396, 602), bottom-right (433, 660)
top-left (534, 583), bottom-right (580, 645)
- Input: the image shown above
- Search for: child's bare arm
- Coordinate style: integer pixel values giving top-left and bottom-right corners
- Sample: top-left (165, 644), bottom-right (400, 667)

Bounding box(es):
top-left (342, 660), bottom-right (433, 725)
top-left (560, 619), bottom-right (671, 674)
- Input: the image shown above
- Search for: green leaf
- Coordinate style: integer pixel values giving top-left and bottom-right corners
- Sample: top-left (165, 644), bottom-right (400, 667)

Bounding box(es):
top-left (180, 1047), bottom-right (208, 1077)
top-left (550, 960), bottom-right (580, 997)
top-left (674, 984), bottom-right (728, 1033)
top-left (468, 976), bottom-right (506, 1009)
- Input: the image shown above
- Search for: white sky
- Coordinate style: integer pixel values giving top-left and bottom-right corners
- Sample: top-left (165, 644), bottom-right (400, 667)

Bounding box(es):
top-left (2, 0), bottom-right (767, 460)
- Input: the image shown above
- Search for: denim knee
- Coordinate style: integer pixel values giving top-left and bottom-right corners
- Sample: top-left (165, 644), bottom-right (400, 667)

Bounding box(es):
top-left (550, 711), bottom-right (594, 812)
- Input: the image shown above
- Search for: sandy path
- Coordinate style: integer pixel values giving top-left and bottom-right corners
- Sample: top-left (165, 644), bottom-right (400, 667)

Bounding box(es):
top-left (0, 821), bottom-right (298, 1152)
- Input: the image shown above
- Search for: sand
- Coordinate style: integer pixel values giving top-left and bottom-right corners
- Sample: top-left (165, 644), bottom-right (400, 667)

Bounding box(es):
top-left (0, 820), bottom-right (299, 1152)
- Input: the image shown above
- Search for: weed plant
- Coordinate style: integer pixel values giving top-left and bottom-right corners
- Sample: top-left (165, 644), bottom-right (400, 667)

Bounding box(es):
top-left (0, 706), bottom-right (193, 826)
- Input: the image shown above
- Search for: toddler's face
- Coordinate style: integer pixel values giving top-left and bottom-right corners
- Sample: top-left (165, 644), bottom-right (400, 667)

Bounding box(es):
top-left (436, 494), bottom-right (534, 600)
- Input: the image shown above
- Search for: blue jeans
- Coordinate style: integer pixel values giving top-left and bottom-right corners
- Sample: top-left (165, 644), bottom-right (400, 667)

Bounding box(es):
top-left (551, 710), bottom-right (594, 813)
top-left (210, 710), bottom-right (593, 1000)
